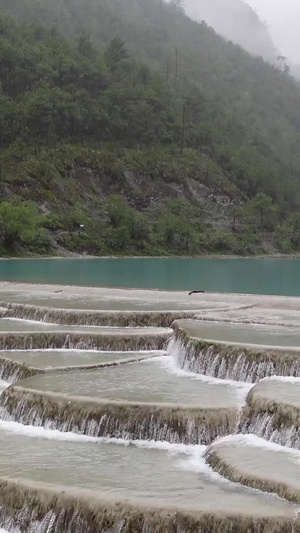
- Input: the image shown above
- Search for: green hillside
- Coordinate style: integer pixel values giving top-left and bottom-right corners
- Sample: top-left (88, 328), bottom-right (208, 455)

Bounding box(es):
top-left (0, 0), bottom-right (300, 256)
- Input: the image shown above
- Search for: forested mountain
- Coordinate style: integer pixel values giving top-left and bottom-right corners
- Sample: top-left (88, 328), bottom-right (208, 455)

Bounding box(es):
top-left (183, 0), bottom-right (278, 62)
top-left (0, 0), bottom-right (300, 256)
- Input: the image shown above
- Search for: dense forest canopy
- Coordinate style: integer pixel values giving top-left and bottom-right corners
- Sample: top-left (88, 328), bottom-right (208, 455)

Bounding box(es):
top-left (0, 0), bottom-right (300, 256)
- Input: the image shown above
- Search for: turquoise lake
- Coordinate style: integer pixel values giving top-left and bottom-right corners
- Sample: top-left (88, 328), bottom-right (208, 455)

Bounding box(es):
top-left (0, 258), bottom-right (299, 295)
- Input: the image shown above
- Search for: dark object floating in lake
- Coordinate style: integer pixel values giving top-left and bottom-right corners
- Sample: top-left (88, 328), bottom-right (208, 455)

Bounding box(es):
top-left (188, 291), bottom-right (205, 295)
top-left (54, 290), bottom-right (63, 293)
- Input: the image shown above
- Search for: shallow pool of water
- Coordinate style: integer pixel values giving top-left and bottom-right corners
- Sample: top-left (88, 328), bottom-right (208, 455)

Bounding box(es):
top-left (0, 319), bottom-right (169, 336)
top-left (250, 377), bottom-right (300, 407)
top-left (0, 291), bottom-right (217, 311)
top-left (17, 357), bottom-right (246, 406)
top-left (0, 425), bottom-right (295, 517)
top-left (208, 434), bottom-right (300, 495)
top-left (196, 308), bottom-right (300, 327)
top-left (0, 349), bottom-right (163, 369)
top-left (179, 320), bottom-right (300, 347)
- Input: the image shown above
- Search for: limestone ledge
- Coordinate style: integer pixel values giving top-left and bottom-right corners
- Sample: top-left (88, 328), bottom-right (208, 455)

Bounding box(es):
top-left (0, 354), bottom-right (159, 384)
top-left (194, 314), bottom-right (300, 328)
top-left (0, 477), bottom-right (298, 533)
top-left (172, 322), bottom-right (300, 382)
top-left (1, 385), bottom-right (238, 445)
top-left (1, 281), bottom-right (300, 309)
top-left (0, 331), bottom-right (170, 352)
top-left (1, 302), bottom-right (196, 328)
top-left (0, 355), bottom-right (38, 383)
top-left (239, 383), bottom-right (300, 443)
top-left (205, 445), bottom-right (300, 505)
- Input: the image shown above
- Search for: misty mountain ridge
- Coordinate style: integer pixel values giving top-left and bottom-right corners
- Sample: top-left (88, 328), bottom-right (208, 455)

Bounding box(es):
top-left (182, 0), bottom-right (279, 62)
top-left (182, 0), bottom-right (300, 80)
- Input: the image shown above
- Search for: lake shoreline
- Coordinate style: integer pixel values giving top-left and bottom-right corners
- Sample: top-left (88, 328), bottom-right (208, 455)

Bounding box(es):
top-left (1, 253), bottom-right (300, 261)
top-left (1, 281), bottom-right (300, 304)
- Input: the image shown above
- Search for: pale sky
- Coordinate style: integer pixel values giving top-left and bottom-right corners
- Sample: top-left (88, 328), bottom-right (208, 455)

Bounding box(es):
top-left (246, 0), bottom-right (300, 62)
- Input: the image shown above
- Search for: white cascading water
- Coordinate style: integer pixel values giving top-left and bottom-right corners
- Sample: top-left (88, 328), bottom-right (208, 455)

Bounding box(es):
top-left (1, 327), bottom-right (300, 531)
top-left (170, 337), bottom-right (300, 448)
top-left (0, 391), bottom-right (228, 446)
top-left (239, 411), bottom-right (300, 449)
top-left (169, 337), bottom-right (300, 382)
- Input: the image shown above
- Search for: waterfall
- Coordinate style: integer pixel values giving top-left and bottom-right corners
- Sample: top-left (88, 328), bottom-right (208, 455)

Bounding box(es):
top-left (0, 357), bottom-right (40, 384)
top-left (168, 335), bottom-right (300, 453)
top-left (169, 336), bottom-right (300, 383)
top-left (0, 332), bottom-right (170, 352)
top-left (0, 480), bottom-right (296, 533)
top-left (0, 386), bottom-right (238, 446)
top-left (239, 411), bottom-right (300, 450)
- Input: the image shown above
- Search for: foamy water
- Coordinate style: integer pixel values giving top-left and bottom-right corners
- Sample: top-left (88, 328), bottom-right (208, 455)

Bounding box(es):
top-left (0, 380), bottom-right (9, 392)
top-left (0, 418), bottom-right (203, 455)
top-left (178, 441), bottom-right (300, 503)
top-left (177, 446), bottom-right (230, 482)
top-left (212, 434), bottom-right (300, 458)
top-left (260, 376), bottom-right (300, 383)
top-left (159, 354), bottom-right (252, 400)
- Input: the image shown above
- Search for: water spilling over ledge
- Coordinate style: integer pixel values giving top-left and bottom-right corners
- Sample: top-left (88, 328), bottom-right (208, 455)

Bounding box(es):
top-left (238, 378), bottom-right (300, 448)
top-left (0, 351), bottom-right (162, 385)
top-left (0, 355), bottom-right (39, 383)
top-left (1, 283), bottom-right (300, 530)
top-left (1, 302), bottom-right (197, 328)
top-left (0, 421), bottom-right (295, 532)
top-left (171, 322), bottom-right (300, 382)
top-left (0, 330), bottom-right (171, 352)
top-left (1, 383), bottom-right (238, 445)
top-left (0, 477), bottom-right (297, 533)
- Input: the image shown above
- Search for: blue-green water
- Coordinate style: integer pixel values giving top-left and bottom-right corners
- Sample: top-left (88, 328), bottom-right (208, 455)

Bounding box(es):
top-left (0, 258), bottom-right (299, 296)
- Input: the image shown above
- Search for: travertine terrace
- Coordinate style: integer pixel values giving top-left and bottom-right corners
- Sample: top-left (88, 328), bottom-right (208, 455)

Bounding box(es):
top-left (0, 282), bottom-right (300, 532)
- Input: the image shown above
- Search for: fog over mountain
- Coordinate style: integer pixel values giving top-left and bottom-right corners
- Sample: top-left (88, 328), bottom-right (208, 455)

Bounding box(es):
top-left (183, 0), bottom-right (279, 61)
top-left (247, 0), bottom-right (300, 64)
